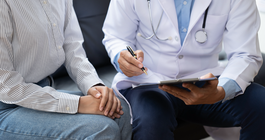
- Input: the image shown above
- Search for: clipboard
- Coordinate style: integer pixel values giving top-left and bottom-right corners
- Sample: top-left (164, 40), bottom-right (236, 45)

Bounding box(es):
top-left (132, 77), bottom-right (217, 88)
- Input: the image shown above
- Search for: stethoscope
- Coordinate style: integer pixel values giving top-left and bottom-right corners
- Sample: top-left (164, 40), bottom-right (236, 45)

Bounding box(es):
top-left (138, 0), bottom-right (209, 44)
top-left (195, 7), bottom-right (209, 44)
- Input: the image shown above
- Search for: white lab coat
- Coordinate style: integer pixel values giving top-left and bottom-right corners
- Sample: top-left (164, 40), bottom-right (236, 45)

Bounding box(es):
top-left (102, 0), bottom-right (262, 136)
top-left (103, 0), bottom-right (262, 92)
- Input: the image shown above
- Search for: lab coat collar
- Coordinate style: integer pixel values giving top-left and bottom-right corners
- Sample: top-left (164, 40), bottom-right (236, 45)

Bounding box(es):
top-left (157, 0), bottom-right (179, 34)
top-left (188, 0), bottom-right (212, 34)
top-left (157, 0), bottom-right (212, 42)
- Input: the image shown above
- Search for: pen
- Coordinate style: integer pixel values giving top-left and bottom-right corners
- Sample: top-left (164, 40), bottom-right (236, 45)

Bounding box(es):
top-left (126, 46), bottom-right (148, 75)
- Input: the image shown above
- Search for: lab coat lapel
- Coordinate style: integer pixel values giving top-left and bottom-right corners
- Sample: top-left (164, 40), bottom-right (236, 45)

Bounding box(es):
top-left (157, 0), bottom-right (179, 33)
top-left (188, 0), bottom-right (212, 34)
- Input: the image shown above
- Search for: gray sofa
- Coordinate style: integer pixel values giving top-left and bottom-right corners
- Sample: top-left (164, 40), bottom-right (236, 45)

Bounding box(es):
top-left (52, 0), bottom-right (265, 139)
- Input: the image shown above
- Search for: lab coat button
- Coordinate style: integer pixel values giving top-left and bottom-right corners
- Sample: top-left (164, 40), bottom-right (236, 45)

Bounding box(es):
top-left (66, 106), bottom-right (70, 111)
top-left (178, 55), bottom-right (184, 59)
top-left (175, 36), bottom-right (179, 41)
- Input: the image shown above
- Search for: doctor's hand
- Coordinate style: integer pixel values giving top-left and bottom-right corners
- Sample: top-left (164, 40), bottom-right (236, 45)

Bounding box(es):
top-left (159, 73), bottom-right (225, 105)
top-left (85, 86), bottom-right (123, 119)
top-left (118, 50), bottom-right (147, 77)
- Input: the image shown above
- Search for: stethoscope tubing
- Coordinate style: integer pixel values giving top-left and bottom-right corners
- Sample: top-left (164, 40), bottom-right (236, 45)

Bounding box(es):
top-left (140, 0), bottom-right (210, 44)
top-left (147, 1), bottom-right (168, 41)
top-left (139, 0), bottom-right (169, 41)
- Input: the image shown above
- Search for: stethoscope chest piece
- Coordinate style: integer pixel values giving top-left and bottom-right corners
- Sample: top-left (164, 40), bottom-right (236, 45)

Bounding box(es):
top-left (195, 6), bottom-right (210, 44)
top-left (195, 30), bottom-right (207, 44)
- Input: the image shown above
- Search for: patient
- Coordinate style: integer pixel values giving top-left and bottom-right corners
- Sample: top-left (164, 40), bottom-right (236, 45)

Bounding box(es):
top-left (0, 0), bottom-right (131, 139)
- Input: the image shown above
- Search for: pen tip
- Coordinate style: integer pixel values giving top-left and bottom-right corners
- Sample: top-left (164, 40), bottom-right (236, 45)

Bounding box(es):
top-left (144, 70), bottom-right (148, 75)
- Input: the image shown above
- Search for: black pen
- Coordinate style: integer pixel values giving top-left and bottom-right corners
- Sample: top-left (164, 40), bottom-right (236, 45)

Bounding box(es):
top-left (126, 46), bottom-right (148, 75)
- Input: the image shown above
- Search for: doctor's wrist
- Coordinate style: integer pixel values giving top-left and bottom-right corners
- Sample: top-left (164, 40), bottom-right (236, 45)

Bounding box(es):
top-left (216, 86), bottom-right (226, 102)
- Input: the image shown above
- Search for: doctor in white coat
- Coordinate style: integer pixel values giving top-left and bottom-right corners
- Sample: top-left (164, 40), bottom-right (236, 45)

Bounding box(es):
top-left (103, 0), bottom-right (265, 139)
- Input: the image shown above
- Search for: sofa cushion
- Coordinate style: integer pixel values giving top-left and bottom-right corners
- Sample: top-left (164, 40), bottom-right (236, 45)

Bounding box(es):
top-left (73, 0), bottom-right (111, 68)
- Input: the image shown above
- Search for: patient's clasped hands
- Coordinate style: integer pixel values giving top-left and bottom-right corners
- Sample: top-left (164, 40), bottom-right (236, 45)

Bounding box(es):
top-left (78, 86), bottom-right (123, 119)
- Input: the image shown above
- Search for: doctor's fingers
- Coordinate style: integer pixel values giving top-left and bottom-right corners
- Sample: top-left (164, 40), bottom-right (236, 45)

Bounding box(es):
top-left (119, 50), bottom-right (144, 69)
top-left (181, 83), bottom-right (222, 105)
top-left (182, 83), bottom-right (201, 93)
top-left (182, 78), bottom-right (218, 97)
top-left (119, 63), bottom-right (144, 77)
top-left (134, 50), bottom-right (144, 63)
top-left (159, 85), bottom-right (197, 105)
top-left (118, 55), bottom-right (144, 77)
